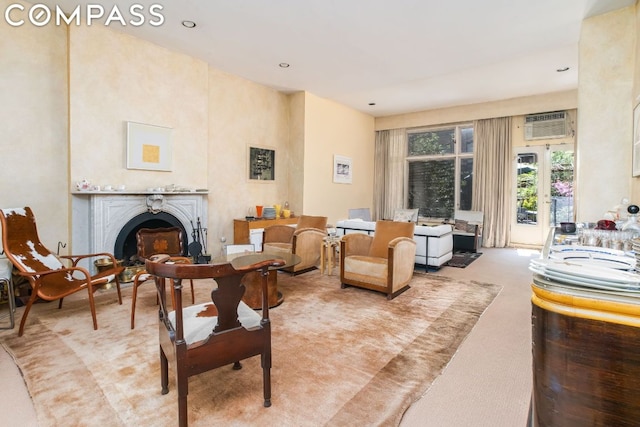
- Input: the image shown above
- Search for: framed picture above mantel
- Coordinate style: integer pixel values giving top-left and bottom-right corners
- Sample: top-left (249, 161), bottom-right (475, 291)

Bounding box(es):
top-left (126, 121), bottom-right (173, 171)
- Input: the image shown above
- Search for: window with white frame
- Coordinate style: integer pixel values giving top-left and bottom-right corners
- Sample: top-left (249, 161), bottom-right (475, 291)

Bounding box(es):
top-left (406, 124), bottom-right (474, 220)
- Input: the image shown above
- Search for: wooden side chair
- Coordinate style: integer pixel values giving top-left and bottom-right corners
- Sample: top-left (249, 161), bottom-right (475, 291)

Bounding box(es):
top-left (340, 220), bottom-right (416, 299)
top-left (145, 253), bottom-right (285, 427)
top-left (0, 207), bottom-right (123, 336)
top-left (130, 227), bottom-right (194, 329)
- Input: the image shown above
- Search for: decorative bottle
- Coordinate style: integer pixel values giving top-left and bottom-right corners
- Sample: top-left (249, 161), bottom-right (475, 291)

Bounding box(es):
top-left (622, 204), bottom-right (640, 237)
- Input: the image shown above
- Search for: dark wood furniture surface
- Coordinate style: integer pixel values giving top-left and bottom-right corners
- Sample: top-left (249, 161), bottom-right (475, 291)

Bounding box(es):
top-left (213, 252), bottom-right (301, 309)
top-left (145, 254), bottom-right (285, 427)
top-left (531, 279), bottom-right (640, 426)
top-left (0, 207), bottom-right (123, 336)
top-left (130, 227), bottom-right (195, 329)
top-left (233, 217), bottom-right (298, 244)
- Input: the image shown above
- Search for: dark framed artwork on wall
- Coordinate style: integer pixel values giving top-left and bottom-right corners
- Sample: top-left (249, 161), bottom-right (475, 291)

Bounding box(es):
top-left (248, 145), bottom-right (275, 181)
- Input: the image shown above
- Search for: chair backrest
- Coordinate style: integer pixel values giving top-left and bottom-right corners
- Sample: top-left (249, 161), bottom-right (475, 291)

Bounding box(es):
top-left (369, 220), bottom-right (415, 258)
top-left (136, 227), bottom-right (186, 261)
top-left (348, 208), bottom-right (371, 222)
top-left (0, 207), bottom-right (64, 273)
top-left (296, 215), bottom-right (328, 230)
top-left (454, 210), bottom-right (484, 225)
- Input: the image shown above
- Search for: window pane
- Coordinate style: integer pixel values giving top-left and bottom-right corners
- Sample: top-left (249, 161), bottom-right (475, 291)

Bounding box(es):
top-left (459, 158), bottom-right (473, 210)
top-left (408, 159), bottom-right (455, 218)
top-left (460, 127), bottom-right (473, 153)
top-left (516, 153), bottom-right (538, 225)
top-left (549, 150), bottom-right (574, 225)
top-left (408, 129), bottom-right (455, 156)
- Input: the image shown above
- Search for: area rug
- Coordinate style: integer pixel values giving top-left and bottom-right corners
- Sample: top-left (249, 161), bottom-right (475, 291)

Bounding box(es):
top-left (445, 251), bottom-right (483, 268)
top-left (0, 270), bottom-right (501, 426)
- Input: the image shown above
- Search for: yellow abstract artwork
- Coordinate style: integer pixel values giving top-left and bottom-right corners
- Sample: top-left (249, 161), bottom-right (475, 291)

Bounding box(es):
top-left (142, 144), bottom-right (160, 163)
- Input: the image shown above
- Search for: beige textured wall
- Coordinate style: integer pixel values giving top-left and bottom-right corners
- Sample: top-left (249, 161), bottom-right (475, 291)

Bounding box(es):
top-left (288, 92), bottom-right (306, 215)
top-left (577, 6), bottom-right (636, 222)
top-left (0, 0), bottom-right (69, 251)
top-left (68, 25), bottom-right (209, 191)
top-left (302, 93), bottom-right (375, 225)
top-left (207, 68), bottom-right (291, 254)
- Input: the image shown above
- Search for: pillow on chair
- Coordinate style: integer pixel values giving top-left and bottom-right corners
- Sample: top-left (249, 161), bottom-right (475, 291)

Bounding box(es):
top-left (393, 209), bottom-right (419, 223)
top-left (454, 219), bottom-right (468, 231)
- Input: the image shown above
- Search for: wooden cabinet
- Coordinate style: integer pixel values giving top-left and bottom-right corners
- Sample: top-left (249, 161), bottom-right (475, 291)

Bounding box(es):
top-left (531, 279), bottom-right (640, 426)
top-left (233, 217), bottom-right (298, 244)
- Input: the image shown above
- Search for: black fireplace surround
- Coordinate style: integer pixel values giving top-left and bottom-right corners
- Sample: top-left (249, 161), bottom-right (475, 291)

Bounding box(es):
top-left (114, 212), bottom-right (188, 265)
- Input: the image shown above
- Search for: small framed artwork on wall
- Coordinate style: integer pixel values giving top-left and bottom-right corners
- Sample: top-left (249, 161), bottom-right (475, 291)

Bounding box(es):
top-left (633, 103), bottom-right (640, 177)
top-left (333, 155), bottom-right (352, 184)
top-left (248, 145), bottom-right (275, 181)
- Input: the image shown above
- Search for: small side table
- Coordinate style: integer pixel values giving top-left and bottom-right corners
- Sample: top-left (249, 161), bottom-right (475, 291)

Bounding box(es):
top-left (320, 235), bottom-right (341, 275)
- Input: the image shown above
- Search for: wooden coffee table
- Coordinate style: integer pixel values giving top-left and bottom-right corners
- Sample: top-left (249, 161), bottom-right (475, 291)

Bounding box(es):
top-left (214, 252), bottom-right (301, 309)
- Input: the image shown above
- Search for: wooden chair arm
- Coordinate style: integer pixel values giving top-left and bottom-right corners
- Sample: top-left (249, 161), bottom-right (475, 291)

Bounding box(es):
top-left (18, 265), bottom-right (90, 280)
top-left (388, 236), bottom-right (417, 249)
top-left (293, 227), bottom-right (324, 236)
top-left (60, 252), bottom-right (120, 267)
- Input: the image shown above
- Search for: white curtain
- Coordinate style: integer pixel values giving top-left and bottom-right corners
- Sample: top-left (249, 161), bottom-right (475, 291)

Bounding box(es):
top-left (472, 117), bottom-right (512, 247)
top-left (373, 129), bottom-right (406, 220)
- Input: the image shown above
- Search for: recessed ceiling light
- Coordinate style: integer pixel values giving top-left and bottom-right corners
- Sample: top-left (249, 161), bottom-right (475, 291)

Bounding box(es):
top-left (556, 67), bottom-right (570, 72)
top-left (182, 20), bottom-right (196, 28)
top-left (279, 63), bottom-right (290, 68)
top-left (368, 102), bottom-right (376, 106)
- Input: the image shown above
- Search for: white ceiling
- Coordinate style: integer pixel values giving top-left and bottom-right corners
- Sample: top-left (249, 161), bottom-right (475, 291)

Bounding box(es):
top-left (45, 0), bottom-right (636, 117)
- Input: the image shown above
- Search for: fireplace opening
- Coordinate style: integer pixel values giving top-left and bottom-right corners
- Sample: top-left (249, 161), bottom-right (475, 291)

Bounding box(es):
top-left (114, 212), bottom-right (188, 265)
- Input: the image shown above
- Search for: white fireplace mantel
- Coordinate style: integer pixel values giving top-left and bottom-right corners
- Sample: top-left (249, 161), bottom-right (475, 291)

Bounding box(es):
top-left (71, 192), bottom-right (208, 256)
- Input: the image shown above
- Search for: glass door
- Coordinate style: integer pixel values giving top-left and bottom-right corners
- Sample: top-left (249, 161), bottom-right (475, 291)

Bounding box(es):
top-left (511, 145), bottom-right (574, 246)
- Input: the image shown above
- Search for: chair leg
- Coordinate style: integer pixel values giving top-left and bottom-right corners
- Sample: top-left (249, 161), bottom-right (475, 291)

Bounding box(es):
top-left (86, 285), bottom-right (98, 330)
top-left (17, 292), bottom-right (39, 337)
top-left (177, 366), bottom-right (188, 427)
top-left (189, 279), bottom-right (195, 304)
top-left (113, 275), bottom-right (123, 305)
top-left (160, 346), bottom-right (169, 394)
top-left (130, 280), bottom-right (139, 329)
top-left (58, 297), bottom-right (64, 309)
top-left (262, 356), bottom-right (272, 407)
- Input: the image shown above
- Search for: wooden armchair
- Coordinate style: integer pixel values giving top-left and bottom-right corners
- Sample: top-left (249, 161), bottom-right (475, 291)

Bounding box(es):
top-left (340, 220), bottom-right (416, 300)
top-left (0, 207), bottom-right (123, 336)
top-left (145, 253), bottom-right (285, 427)
top-left (262, 214), bottom-right (327, 274)
top-left (130, 227), bottom-right (194, 329)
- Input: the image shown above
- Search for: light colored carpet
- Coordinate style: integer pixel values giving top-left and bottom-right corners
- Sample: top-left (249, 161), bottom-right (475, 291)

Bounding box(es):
top-left (0, 269), bottom-right (501, 426)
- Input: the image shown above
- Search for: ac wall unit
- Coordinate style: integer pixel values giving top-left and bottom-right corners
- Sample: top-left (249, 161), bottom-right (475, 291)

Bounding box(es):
top-left (524, 111), bottom-right (567, 140)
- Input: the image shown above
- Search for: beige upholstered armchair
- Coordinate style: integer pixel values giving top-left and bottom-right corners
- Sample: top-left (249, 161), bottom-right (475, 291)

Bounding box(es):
top-left (340, 220), bottom-right (416, 300)
top-left (262, 215), bottom-right (328, 274)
